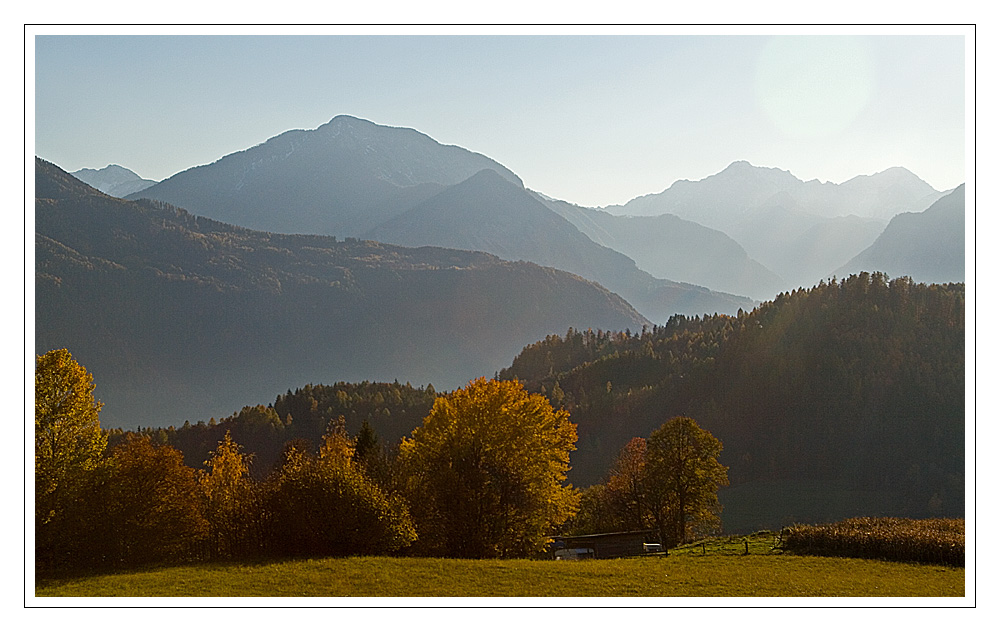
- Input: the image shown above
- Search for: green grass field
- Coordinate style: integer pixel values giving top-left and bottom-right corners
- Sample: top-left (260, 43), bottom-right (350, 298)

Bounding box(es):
top-left (35, 534), bottom-right (964, 598)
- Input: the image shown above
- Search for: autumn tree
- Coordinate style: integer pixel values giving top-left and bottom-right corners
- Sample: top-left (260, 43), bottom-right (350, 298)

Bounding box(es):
top-left (200, 431), bottom-right (262, 559)
top-left (35, 349), bottom-right (107, 571)
top-left (263, 420), bottom-right (416, 558)
top-left (571, 437), bottom-right (651, 535)
top-left (603, 437), bottom-right (650, 531)
top-left (99, 434), bottom-right (209, 567)
top-left (644, 416), bottom-right (728, 547)
top-left (399, 377), bottom-right (580, 558)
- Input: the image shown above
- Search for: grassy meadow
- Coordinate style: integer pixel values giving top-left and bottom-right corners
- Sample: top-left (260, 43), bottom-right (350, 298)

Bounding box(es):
top-left (36, 533), bottom-right (964, 598)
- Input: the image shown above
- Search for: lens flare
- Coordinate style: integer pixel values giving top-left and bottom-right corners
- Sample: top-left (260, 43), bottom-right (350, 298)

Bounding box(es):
top-left (755, 36), bottom-right (874, 139)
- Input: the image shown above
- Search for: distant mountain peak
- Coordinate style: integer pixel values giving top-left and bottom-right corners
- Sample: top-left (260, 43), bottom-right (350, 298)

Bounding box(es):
top-left (323, 114), bottom-right (380, 133)
top-left (319, 114), bottom-right (429, 144)
top-left (838, 167), bottom-right (939, 199)
top-left (71, 163), bottom-right (157, 198)
top-left (84, 163), bottom-right (134, 174)
top-left (716, 160), bottom-right (798, 180)
top-left (127, 115), bottom-right (524, 236)
top-left (462, 168), bottom-right (519, 187)
top-left (330, 113), bottom-right (369, 124)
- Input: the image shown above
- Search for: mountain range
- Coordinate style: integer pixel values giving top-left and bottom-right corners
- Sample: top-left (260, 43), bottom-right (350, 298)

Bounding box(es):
top-left (602, 160), bottom-right (952, 290)
top-left (122, 116), bottom-right (963, 302)
top-left (605, 160), bottom-right (944, 223)
top-left (36, 158), bottom-right (648, 428)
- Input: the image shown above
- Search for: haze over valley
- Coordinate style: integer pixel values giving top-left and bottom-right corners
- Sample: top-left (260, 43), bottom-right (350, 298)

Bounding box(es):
top-left (40, 111), bottom-right (966, 428)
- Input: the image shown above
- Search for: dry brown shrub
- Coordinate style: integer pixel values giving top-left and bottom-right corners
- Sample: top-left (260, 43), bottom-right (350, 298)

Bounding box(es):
top-left (781, 517), bottom-right (964, 566)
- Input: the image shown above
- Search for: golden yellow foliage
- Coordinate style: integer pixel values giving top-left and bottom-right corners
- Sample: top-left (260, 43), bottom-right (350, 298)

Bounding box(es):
top-left (400, 377), bottom-right (579, 558)
top-left (35, 349), bottom-right (108, 569)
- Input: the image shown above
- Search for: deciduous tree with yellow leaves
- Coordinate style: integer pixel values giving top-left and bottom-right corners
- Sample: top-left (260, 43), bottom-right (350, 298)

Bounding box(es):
top-left (400, 377), bottom-right (579, 558)
top-left (35, 348), bottom-right (107, 570)
top-left (200, 431), bottom-right (262, 559)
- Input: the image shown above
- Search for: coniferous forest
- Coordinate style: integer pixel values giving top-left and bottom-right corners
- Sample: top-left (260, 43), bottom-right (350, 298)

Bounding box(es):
top-left (502, 272), bottom-right (964, 529)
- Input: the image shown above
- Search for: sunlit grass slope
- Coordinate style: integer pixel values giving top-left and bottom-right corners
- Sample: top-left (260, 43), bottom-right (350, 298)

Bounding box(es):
top-left (37, 535), bottom-right (963, 598)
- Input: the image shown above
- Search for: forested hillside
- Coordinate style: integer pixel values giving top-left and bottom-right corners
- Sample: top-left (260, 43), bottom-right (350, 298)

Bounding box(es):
top-left (36, 158), bottom-right (648, 428)
top-left (501, 273), bottom-right (964, 531)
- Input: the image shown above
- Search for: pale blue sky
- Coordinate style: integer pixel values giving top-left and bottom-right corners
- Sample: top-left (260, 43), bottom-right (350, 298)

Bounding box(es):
top-left (33, 31), bottom-right (968, 208)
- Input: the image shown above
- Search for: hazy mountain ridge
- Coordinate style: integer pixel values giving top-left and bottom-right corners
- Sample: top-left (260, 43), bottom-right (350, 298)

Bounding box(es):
top-left (365, 168), bottom-right (757, 321)
top-left (834, 185), bottom-right (966, 283)
top-left (606, 161), bottom-right (943, 223)
top-left (72, 164), bottom-right (157, 198)
top-left (730, 204), bottom-right (889, 289)
top-left (604, 160), bottom-right (804, 221)
top-left (36, 158), bottom-right (649, 428)
top-left (535, 193), bottom-right (788, 300)
top-left (600, 161), bottom-right (952, 288)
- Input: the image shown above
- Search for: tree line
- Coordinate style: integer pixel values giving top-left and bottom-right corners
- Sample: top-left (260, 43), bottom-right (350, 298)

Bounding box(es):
top-left (121, 381), bottom-right (440, 477)
top-left (36, 350), bottom-right (728, 574)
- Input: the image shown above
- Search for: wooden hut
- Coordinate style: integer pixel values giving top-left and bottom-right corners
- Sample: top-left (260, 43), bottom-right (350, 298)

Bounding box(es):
top-left (552, 530), bottom-right (658, 559)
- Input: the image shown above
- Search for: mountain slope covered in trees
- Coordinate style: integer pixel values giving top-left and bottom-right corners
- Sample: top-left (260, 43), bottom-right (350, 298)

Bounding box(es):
top-left (36, 158), bottom-right (649, 428)
top-left (500, 272), bottom-right (964, 532)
